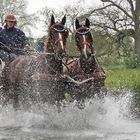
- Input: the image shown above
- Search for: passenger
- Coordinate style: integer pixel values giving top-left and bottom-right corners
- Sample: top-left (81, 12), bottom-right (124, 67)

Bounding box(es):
top-left (36, 41), bottom-right (44, 53)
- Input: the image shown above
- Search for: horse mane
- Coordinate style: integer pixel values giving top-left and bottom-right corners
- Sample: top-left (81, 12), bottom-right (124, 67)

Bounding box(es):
top-left (44, 23), bottom-right (52, 52)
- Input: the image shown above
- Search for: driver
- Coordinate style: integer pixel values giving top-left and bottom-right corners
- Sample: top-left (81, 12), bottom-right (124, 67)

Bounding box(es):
top-left (0, 14), bottom-right (33, 63)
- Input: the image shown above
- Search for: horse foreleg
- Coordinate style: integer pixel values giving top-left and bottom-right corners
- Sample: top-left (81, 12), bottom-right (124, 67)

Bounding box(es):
top-left (1, 79), bottom-right (13, 106)
top-left (12, 83), bottom-right (19, 109)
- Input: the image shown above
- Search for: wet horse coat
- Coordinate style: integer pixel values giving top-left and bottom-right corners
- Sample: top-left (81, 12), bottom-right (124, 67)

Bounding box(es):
top-left (1, 15), bottom-right (68, 108)
top-left (64, 18), bottom-right (106, 102)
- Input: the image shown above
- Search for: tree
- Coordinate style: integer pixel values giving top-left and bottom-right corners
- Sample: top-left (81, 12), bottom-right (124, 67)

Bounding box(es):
top-left (38, 7), bottom-right (56, 32)
top-left (82, 0), bottom-right (140, 64)
top-left (60, 2), bottom-right (85, 37)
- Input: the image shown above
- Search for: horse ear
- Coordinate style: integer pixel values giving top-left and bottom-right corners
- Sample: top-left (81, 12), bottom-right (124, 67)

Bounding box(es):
top-left (75, 18), bottom-right (80, 29)
top-left (85, 18), bottom-right (90, 28)
top-left (51, 14), bottom-right (55, 25)
top-left (61, 15), bottom-right (66, 25)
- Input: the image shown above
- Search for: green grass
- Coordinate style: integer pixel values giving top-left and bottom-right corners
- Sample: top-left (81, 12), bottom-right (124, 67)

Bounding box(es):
top-left (105, 67), bottom-right (140, 92)
top-left (105, 67), bottom-right (140, 112)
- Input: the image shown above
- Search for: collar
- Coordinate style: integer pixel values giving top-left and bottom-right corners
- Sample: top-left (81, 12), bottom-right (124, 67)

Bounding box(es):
top-left (6, 27), bottom-right (15, 31)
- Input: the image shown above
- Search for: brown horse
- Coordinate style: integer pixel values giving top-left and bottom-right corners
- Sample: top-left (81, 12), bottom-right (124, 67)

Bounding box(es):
top-left (1, 15), bottom-right (69, 108)
top-left (64, 18), bottom-right (106, 105)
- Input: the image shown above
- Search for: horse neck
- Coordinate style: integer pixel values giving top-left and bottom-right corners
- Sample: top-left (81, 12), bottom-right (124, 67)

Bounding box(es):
top-left (79, 54), bottom-right (97, 74)
top-left (44, 52), bottom-right (63, 74)
top-left (45, 40), bottom-right (54, 53)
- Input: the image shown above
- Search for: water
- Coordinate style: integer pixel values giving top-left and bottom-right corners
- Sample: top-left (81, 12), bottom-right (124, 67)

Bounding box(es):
top-left (0, 89), bottom-right (140, 140)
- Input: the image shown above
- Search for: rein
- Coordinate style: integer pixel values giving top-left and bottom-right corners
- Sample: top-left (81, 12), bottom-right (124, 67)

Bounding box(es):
top-left (63, 75), bottom-right (94, 85)
top-left (0, 41), bottom-right (34, 55)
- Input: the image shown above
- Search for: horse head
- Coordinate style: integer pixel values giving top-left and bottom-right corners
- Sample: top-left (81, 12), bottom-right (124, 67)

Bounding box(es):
top-left (45, 15), bottom-right (69, 59)
top-left (75, 18), bottom-right (94, 60)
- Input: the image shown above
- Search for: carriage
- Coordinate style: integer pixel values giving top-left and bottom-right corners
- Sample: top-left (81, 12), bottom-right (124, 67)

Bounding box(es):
top-left (0, 15), bottom-right (106, 109)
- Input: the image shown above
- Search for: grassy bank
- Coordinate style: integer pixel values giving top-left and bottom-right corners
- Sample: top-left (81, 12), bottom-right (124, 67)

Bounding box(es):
top-left (104, 67), bottom-right (140, 117)
top-left (105, 67), bottom-right (140, 93)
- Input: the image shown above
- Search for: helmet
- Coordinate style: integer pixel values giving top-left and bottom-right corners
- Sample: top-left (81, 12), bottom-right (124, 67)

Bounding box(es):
top-left (5, 14), bottom-right (16, 22)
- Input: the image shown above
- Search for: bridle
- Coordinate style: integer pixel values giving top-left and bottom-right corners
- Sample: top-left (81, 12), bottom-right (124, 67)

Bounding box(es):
top-left (48, 24), bottom-right (68, 60)
top-left (75, 26), bottom-right (93, 59)
top-left (76, 26), bottom-right (92, 45)
top-left (50, 24), bottom-right (68, 47)
top-left (76, 27), bottom-right (91, 35)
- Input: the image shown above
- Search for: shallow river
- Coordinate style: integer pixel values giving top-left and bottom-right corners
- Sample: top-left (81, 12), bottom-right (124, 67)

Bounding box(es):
top-left (0, 90), bottom-right (140, 140)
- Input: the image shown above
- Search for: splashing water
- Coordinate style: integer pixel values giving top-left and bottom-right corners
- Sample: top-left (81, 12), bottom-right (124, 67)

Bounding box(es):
top-left (0, 89), bottom-right (140, 140)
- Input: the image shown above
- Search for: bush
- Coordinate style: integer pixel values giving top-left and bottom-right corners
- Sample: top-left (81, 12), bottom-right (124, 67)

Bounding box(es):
top-left (124, 56), bottom-right (138, 68)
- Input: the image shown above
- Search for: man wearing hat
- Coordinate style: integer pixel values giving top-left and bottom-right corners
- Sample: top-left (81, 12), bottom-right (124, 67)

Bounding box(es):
top-left (0, 14), bottom-right (33, 63)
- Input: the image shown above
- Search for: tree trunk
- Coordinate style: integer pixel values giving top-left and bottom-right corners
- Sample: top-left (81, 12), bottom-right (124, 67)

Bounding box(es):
top-left (134, 29), bottom-right (140, 57)
top-left (134, 0), bottom-right (140, 63)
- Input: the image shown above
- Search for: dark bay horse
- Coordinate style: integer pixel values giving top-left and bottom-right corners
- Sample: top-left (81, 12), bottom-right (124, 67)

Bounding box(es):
top-left (1, 15), bottom-right (69, 108)
top-left (64, 18), bottom-right (106, 105)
